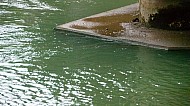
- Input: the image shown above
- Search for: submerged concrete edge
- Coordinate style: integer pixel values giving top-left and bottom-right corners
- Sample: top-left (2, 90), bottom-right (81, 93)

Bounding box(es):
top-left (56, 26), bottom-right (177, 50)
top-left (55, 3), bottom-right (190, 50)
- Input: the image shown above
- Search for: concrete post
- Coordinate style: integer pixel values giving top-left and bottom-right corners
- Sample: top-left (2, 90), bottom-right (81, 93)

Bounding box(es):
top-left (139, 0), bottom-right (190, 30)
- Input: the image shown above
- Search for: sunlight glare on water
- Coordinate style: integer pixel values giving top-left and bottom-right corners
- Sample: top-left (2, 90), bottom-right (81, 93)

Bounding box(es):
top-left (0, 0), bottom-right (190, 105)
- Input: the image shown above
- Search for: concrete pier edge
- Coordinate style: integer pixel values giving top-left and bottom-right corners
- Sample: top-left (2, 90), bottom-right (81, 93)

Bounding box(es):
top-left (56, 3), bottom-right (190, 50)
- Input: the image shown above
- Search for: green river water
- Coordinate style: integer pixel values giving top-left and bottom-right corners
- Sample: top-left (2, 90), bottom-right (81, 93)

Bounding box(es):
top-left (0, 0), bottom-right (190, 105)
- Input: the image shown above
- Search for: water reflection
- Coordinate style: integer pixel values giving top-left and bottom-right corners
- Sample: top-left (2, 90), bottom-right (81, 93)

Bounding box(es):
top-left (0, 0), bottom-right (190, 105)
top-left (0, 0), bottom-right (59, 10)
top-left (1, 36), bottom-right (190, 105)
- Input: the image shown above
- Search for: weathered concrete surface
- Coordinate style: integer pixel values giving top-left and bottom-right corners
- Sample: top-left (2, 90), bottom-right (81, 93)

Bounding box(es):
top-left (140, 0), bottom-right (190, 30)
top-left (56, 3), bottom-right (190, 50)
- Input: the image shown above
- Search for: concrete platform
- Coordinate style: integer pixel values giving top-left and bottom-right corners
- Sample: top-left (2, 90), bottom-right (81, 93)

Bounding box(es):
top-left (56, 3), bottom-right (190, 50)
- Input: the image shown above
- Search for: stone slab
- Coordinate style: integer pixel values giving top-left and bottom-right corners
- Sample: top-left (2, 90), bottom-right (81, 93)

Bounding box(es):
top-left (56, 3), bottom-right (190, 50)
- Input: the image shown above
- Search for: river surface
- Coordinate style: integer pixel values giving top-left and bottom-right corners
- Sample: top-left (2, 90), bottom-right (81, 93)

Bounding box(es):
top-left (0, 0), bottom-right (190, 106)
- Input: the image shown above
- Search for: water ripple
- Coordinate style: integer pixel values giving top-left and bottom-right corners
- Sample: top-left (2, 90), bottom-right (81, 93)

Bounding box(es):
top-left (0, 0), bottom-right (60, 10)
top-left (0, 0), bottom-right (190, 105)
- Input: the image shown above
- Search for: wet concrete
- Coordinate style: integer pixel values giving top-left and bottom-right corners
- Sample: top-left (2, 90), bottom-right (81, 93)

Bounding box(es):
top-left (56, 3), bottom-right (190, 50)
top-left (71, 13), bottom-right (139, 37)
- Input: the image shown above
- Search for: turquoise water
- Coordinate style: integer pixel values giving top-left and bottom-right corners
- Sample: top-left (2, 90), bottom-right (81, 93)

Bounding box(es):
top-left (0, 0), bottom-right (190, 105)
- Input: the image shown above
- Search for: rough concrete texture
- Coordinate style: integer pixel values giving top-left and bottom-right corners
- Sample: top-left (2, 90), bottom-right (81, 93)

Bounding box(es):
top-left (140, 0), bottom-right (190, 30)
top-left (56, 3), bottom-right (190, 50)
